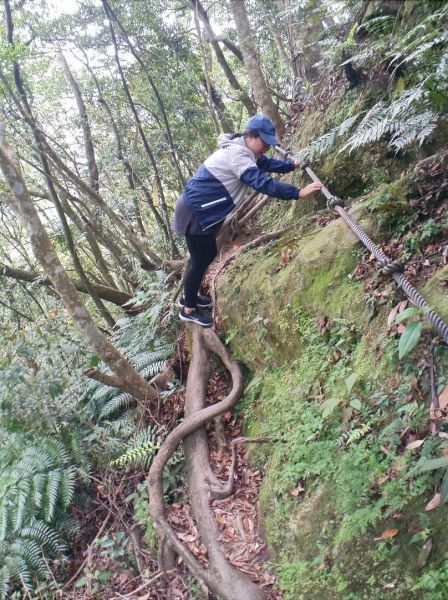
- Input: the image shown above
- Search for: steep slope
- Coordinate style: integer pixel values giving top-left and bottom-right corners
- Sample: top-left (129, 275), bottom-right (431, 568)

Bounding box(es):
top-left (217, 163), bottom-right (448, 599)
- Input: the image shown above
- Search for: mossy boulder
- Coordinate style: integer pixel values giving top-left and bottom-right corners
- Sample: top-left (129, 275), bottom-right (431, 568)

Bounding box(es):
top-left (419, 265), bottom-right (448, 323)
top-left (217, 195), bottom-right (448, 600)
top-left (220, 201), bottom-right (378, 370)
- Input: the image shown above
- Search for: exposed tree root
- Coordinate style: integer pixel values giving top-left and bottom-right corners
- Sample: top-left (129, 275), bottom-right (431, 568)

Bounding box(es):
top-left (148, 324), bottom-right (267, 600)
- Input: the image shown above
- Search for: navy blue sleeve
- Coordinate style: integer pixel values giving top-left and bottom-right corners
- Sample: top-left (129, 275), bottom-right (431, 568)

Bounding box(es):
top-left (240, 166), bottom-right (300, 200)
top-left (256, 156), bottom-right (296, 173)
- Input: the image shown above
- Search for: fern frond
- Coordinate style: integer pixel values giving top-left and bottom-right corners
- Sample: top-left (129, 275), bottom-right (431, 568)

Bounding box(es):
top-left (338, 423), bottom-right (372, 447)
top-left (0, 497), bottom-right (9, 541)
top-left (296, 114), bottom-right (360, 162)
top-left (21, 521), bottom-right (65, 554)
top-left (59, 468), bottom-right (76, 508)
top-left (112, 429), bottom-right (162, 469)
top-left (5, 554), bottom-right (32, 586)
top-left (0, 565), bottom-right (11, 600)
top-left (44, 469), bottom-right (62, 522)
top-left (140, 360), bottom-right (166, 379)
top-left (99, 393), bottom-right (134, 420)
top-left (13, 539), bottom-right (47, 578)
top-left (389, 110), bottom-right (438, 150)
top-left (131, 345), bottom-right (173, 371)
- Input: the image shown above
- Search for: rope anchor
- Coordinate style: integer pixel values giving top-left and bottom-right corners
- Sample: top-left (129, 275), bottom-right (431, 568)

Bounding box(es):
top-left (327, 196), bottom-right (344, 211)
top-left (380, 260), bottom-right (404, 275)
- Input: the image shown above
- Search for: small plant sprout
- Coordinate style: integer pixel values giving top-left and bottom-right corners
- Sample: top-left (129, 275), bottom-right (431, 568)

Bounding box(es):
top-left (393, 306), bottom-right (431, 359)
top-left (320, 373), bottom-right (362, 418)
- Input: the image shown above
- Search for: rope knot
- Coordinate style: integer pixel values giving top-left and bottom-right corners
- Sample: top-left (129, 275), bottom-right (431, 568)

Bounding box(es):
top-left (380, 260), bottom-right (403, 275)
top-left (327, 196), bottom-right (343, 210)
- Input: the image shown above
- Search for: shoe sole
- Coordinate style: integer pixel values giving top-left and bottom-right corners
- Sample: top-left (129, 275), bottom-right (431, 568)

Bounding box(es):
top-left (178, 301), bottom-right (213, 309)
top-left (179, 313), bottom-right (213, 328)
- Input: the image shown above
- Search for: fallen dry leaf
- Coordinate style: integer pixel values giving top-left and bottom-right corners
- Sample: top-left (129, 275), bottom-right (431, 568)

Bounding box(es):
top-left (439, 385), bottom-right (448, 411)
top-left (425, 493), bottom-right (441, 511)
top-left (374, 528), bottom-right (399, 541)
top-left (405, 439), bottom-right (425, 450)
top-left (387, 300), bottom-right (408, 328)
top-left (383, 580), bottom-right (398, 590)
top-left (276, 248), bottom-right (292, 272)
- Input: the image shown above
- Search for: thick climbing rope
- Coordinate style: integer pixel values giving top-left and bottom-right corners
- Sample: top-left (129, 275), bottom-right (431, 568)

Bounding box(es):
top-left (299, 161), bottom-right (448, 345)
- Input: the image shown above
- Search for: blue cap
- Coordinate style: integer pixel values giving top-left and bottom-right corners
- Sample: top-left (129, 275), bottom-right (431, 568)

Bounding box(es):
top-left (246, 115), bottom-right (280, 146)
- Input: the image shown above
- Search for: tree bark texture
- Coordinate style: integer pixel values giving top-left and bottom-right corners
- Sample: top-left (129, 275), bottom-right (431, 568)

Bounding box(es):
top-left (148, 325), bottom-right (266, 599)
top-left (58, 52), bottom-right (100, 192)
top-left (229, 0), bottom-right (286, 138)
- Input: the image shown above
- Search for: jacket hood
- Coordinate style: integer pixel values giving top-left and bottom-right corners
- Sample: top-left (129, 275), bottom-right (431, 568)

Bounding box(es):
top-left (217, 133), bottom-right (246, 149)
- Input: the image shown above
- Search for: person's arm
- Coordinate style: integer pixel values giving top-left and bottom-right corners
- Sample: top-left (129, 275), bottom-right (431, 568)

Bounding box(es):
top-left (240, 166), bottom-right (299, 199)
top-left (240, 166), bottom-right (323, 199)
top-left (256, 155), bottom-right (296, 174)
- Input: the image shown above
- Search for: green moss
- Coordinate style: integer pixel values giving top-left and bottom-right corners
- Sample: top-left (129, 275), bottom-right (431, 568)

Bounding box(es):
top-left (243, 348), bottom-right (448, 599)
top-left (419, 265), bottom-right (448, 323)
top-left (221, 202), bottom-right (381, 369)
top-left (218, 172), bottom-right (448, 599)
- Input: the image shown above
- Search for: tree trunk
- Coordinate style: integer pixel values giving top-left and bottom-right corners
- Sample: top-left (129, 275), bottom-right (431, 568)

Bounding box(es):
top-left (192, 5), bottom-right (234, 132)
top-left (229, 0), bottom-right (286, 138)
top-left (148, 326), bottom-right (266, 599)
top-left (58, 52), bottom-right (99, 192)
top-left (59, 193), bottom-right (119, 290)
top-left (258, 1), bottom-right (292, 71)
top-left (103, 0), bottom-right (187, 188)
top-left (0, 135), bottom-right (157, 404)
top-left (3, 0), bottom-right (115, 328)
top-left (188, 0), bottom-right (257, 116)
top-left (102, 0), bottom-right (179, 260)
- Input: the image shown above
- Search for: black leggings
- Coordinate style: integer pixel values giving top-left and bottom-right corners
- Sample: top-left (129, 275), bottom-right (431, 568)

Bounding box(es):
top-left (183, 231), bottom-right (217, 308)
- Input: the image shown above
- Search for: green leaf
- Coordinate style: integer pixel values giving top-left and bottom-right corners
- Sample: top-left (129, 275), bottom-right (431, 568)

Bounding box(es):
top-left (398, 322), bottom-right (422, 359)
top-left (393, 307), bottom-right (420, 324)
top-left (440, 470), bottom-right (448, 505)
top-left (345, 374), bottom-right (358, 394)
top-left (415, 457), bottom-right (448, 473)
top-left (350, 398), bottom-right (362, 410)
top-left (321, 397), bottom-right (341, 418)
top-left (88, 355), bottom-right (101, 368)
top-left (48, 382), bottom-right (64, 399)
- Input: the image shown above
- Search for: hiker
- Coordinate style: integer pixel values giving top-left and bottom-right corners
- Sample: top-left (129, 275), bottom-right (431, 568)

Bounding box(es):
top-left (173, 114), bottom-right (322, 327)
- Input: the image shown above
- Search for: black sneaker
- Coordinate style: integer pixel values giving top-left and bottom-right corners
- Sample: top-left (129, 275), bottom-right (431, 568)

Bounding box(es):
top-left (178, 294), bottom-right (213, 309)
top-left (179, 307), bottom-right (213, 328)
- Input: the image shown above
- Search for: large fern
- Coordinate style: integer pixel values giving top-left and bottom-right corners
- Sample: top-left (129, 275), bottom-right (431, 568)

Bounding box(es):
top-left (297, 3), bottom-right (448, 162)
top-left (0, 433), bottom-right (85, 598)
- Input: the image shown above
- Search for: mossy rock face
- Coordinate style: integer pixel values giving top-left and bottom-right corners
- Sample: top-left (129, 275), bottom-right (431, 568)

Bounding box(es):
top-left (220, 201), bottom-right (378, 370)
top-left (274, 491), bottom-right (448, 600)
top-left (218, 193), bottom-right (448, 600)
top-left (419, 265), bottom-right (448, 323)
